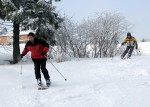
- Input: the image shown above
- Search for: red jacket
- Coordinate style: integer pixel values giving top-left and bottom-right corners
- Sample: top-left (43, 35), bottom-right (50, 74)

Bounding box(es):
top-left (22, 38), bottom-right (49, 59)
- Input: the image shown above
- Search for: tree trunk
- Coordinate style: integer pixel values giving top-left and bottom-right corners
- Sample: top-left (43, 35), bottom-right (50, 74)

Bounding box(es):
top-left (12, 21), bottom-right (20, 64)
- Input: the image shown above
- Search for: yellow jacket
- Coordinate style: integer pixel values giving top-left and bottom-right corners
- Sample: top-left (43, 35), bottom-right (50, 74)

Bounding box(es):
top-left (123, 37), bottom-right (138, 47)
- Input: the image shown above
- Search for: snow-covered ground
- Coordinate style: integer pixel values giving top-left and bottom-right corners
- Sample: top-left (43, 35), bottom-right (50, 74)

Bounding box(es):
top-left (0, 42), bottom-right (150, 107)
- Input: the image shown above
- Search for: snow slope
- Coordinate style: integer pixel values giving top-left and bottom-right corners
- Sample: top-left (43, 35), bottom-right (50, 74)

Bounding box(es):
top-left (0, 42), bottom-right (150, 107)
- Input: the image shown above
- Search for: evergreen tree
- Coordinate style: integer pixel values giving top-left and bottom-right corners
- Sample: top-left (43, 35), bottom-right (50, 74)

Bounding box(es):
top-left (0, 0), bottom-right (25, 63)
top-left (21, 0), bottom-right (63, 45)
top-left (0, 0), bottom-right (62, 63)
top-left (0, 0), bottom-right (5, 20)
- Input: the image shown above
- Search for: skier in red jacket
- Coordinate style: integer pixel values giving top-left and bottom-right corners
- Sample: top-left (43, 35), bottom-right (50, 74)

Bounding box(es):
top-left (21, 32), bottom-right (51, 87)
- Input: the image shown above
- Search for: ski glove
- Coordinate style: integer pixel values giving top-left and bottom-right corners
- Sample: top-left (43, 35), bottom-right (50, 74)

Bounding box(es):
top-left (20, 54), bottom-right (24, 58)
top-left (41, 51), bottom-right (47, 56)
top-left (136, 46), bottom-right (138, 49)
top-left (121, 42), bottom-right (125, 45)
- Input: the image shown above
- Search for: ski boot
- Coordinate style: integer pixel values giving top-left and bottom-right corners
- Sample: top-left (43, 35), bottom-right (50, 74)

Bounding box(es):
top-left (127, 55), bottom-right (131, 59)
top-left (37, 79), bottom-right (42, 87)
top-left (121, 56), bottom-right (125, 59)
top-left (46, 79), bottom-right (51, 87)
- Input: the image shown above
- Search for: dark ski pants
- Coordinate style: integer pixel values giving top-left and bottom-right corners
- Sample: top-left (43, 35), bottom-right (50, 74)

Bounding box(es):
top-left (32, 58), bottom-right (50, 80)
top-left (121, 46), bottom-right (134, 58)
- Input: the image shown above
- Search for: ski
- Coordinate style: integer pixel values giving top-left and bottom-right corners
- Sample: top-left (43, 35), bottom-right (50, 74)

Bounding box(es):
top-left (37, 80), bottom-right (51, 90)
top-left (38, 86), bottom-right (49, 90)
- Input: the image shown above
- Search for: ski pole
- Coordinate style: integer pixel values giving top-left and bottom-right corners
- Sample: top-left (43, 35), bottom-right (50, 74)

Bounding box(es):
top-left (47, 59), bottom-right (67, 81)
top-left (20, 58), bottom-right (23, 75)
top-left (20, 58), bottom-right (23, 88)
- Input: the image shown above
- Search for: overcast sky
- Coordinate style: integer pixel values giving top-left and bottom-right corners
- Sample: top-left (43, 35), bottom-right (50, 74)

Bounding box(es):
top-left (54, 0), bottom-right (150, 41)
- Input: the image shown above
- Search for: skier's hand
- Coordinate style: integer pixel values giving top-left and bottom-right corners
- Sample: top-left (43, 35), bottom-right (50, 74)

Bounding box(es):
top-left (41, 52), bottom-right (47, 56)
top-left (121, 42), bottom-right (125, 45)
top-left (136, 46), bottom-right (138, 49)
top-left (20, 54), bottom-right (24, 58)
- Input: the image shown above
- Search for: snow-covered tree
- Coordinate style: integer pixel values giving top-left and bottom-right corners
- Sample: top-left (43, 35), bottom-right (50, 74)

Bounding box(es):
top-left (0, 0), bottom-right (25, 63)
top-left (0, 0), bottom-right (62, 63)
top-left (22, 0), bottom-right (63, 44)
top-left (55, 17), bottom-right (76, 57)
top-left (72, 20), bottom-right (93, 58)
top-left (0, 0), bottom-right (5, 20)
top-left (88, 12), bottom-right (128, 58)
top-left (55, 12), bottom-right (129, 59)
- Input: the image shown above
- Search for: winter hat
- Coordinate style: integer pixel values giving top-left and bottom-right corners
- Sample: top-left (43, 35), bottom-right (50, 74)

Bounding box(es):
top-left (127, 32), bottom-right (131, 37)
top-left (28, 32), bottom-right (35, 37)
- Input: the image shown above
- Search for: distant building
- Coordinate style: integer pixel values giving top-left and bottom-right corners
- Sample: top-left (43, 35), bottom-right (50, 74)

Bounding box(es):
top-left (0, 27), bottom-right (7, 35)
top-left (0, 28), bottom-right (30, 45)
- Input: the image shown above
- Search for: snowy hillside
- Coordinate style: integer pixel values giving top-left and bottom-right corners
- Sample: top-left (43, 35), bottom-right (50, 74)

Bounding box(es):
top-left (0, 42), bottom-right (150, 107)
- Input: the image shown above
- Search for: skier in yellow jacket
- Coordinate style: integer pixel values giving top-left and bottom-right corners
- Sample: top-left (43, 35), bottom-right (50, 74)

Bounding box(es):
top-left (121, 32), bottom-right (138, 59)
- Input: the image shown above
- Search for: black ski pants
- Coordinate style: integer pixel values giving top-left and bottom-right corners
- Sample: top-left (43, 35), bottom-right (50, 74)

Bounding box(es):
top-left (121, 46), bottom-right (134, 58)
top-left (32, 58), bottom-right (50, 80)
